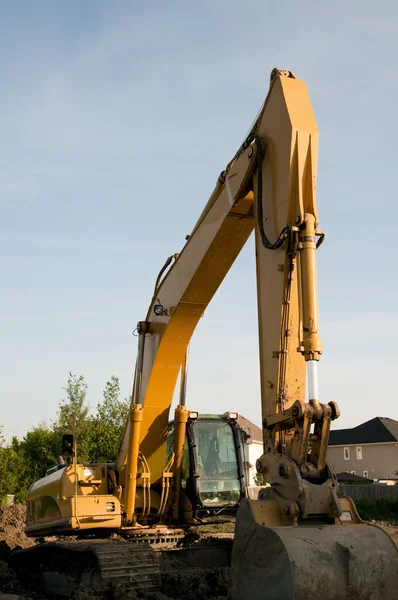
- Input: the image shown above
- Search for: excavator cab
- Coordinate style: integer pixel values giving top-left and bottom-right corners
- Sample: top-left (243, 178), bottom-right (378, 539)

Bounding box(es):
top-left (167, 412), bottom-right (245, 521)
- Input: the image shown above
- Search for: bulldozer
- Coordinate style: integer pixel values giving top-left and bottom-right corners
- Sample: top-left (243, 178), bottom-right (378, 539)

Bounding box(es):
top-left (9, 68), bottom-right (398, 599)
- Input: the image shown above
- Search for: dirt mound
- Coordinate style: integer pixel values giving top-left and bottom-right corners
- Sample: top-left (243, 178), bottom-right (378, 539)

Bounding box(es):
top-left (0, 505), bottom-right (39, 599)
top-left (0, 506), bottom-right (33, 551)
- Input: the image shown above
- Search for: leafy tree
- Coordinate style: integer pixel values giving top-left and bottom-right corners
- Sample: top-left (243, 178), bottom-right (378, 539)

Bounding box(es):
top-left (8, 425), bottom-right (62, 502)
top-left (57, 372), bottom-right (92, 463)
top-left (0, 449), bottom-right (17, 505)
top-left (0, 426), bottom-right (9, 503)
top-left (58, 372), bottom-right (89, 429)
top-left (254, 472), bottom-right (268, 486)
top-left (17, 423), bottom-right (61, 480)
top-left (89, 376), bottom-right (129, 463)
top-left (0, 428), bottom-right (26, 504)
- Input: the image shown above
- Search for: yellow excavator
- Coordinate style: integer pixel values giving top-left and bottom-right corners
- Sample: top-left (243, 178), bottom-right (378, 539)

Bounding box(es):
top-left (10, 68), bottom-right (398, 599)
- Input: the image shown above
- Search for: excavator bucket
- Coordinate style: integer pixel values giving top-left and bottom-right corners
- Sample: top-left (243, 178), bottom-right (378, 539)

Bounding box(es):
top-left (228, 498), bottom-right (398, 600)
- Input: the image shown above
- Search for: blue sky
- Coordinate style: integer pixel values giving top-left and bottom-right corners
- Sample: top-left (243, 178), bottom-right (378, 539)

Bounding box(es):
top-left (1, 0), bottom-right (398, 441)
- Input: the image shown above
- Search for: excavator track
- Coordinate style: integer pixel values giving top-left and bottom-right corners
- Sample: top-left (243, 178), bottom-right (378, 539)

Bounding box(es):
top-left (8, 529), bottom-right (233, 598)
top-left (9, 539), bottom-right (161, 597)
top-left (91, 541), bottom-right (160, 586)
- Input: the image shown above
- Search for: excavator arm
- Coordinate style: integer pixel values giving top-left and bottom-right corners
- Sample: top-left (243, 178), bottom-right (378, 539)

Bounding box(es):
top-left (116, 138), bottom-right (256, 486)
top-left (116, 68), bottom-right (334, 518)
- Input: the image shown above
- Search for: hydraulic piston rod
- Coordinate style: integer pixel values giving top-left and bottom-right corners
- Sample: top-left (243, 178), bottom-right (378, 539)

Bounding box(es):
top-left (300, 213), bottom-right (322, 401)
top-left (179, 346), bottom-right (189, 407)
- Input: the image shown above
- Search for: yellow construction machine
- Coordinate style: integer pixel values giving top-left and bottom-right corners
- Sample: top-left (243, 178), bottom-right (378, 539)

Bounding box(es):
top-left (10, 68), bottom-right (398, 599)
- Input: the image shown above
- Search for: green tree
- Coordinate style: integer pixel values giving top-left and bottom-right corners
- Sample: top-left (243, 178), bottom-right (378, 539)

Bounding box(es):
top-left (9, 424), bottom-right (62, 502)
top-left (254, 472), bottom-right (268, 486)
top-left (57, 372), bottom-right (92, 462)
top-left (0, 426), bottom-right (9, 503)
top-left (58, 372), bottom-right (89, 429)
top-left (89, 376), bottom-right (129, 463)
top-left (18, 424), bottom-right (61, 480)
top-left (0, 428), bottom-right (26, 504)
top-left (0, 448), bottom-right (18, 505)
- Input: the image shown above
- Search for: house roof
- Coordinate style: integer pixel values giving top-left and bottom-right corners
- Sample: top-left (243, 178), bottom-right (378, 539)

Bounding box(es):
top-left (237, 415), bottom-right (262, 443)
top-left (329, 417), bottom-right (398, 446)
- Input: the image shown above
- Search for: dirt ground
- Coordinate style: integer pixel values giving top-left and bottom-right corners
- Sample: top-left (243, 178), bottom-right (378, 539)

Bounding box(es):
top-left (0, 505), bottom-right (34, 551)
top-left (1, 504), bottom-right (398, 600)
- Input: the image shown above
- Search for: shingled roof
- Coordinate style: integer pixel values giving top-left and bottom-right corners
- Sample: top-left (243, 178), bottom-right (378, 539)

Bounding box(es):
top-left (329, 417), bottom-right (398, 446)
top-left (237, 415), bottom-right (262, 443)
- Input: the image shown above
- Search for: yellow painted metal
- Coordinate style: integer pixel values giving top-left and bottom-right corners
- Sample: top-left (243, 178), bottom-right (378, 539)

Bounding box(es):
top-left (116, 71), bottom-right (322, 487)
top-left (253, 73), bottom-right (319, 420)
top-left (299, 213), bottom-right (322, 361)
top-left (116, 185), bottom-right (256, 483)
top-left (125, 403), bottom-right (144, 524)
top-left (171, 404), bottom-right (189, 520)
top-left (26, 465), bottom-right (122, 536)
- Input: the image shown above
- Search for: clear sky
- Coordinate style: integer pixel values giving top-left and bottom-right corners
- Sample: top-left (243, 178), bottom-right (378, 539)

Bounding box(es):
top-left (1, 0), bottom-right (398, 441)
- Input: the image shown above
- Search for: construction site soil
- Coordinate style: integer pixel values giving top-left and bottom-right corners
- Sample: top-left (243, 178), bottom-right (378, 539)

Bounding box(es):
top-left (1, 504), bottom-right (398, 600)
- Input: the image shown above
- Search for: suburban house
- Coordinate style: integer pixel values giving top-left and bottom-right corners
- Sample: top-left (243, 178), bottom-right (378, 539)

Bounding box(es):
top-left (328, 417), bottom-right (398, 481)
top-left (237, 415), bottom-right (263, 485)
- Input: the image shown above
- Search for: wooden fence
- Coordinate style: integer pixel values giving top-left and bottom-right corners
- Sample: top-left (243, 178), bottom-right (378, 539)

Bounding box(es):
top-left (339, 484), bottom-right (398, 501)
